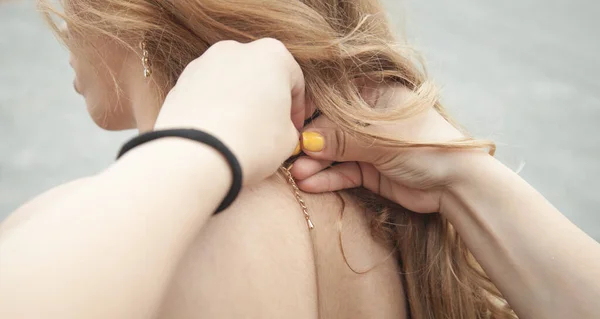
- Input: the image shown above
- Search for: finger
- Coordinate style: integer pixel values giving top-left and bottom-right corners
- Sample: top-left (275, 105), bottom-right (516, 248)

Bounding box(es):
top-left (251, 38), bottom-right (307, 131)
top-left (270, 40), bottom-right (307, 131)
top-left (289, 157), bottom-right (334, 180)
top-left (303, 98), bottom-right (318, 122)
top-left (301, 115), bottom-right (382, 163)
top-left (244, 38), bottom-right (306, 130)
top-left (288, 63), bottom-right (307, 131)
top-left (296, 162), bottom-right (364, 193)
top-left (355, 162), bottom-right (382, 194)
top-left (288, 128), bottom-right (302, 158)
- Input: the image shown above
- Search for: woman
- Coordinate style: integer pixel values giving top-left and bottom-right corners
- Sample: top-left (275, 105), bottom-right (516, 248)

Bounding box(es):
top-left (0, 38), bottom-right (310, 318)
top-left (0, 1), bottom-right (598, 319)
top-left (54, 0), bottom-right (416, 317)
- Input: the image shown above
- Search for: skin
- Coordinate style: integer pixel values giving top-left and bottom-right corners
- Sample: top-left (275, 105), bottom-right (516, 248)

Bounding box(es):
top-left (4, 14), bottom-right (596, 319)
top-left (0, 39), bottom-right (302, 318)
top-left (292, 88), bottom-right (600, 318)
top-left (67, 31), bottom-right (162, 131)
top-left (0, 34), bottom-right (406, 319)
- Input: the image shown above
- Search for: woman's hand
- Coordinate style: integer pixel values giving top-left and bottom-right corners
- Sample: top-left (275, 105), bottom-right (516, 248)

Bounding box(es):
top-left (292, 86), bottom-right (600, 319)
top-left (291, 87), bottom-right (479, 213)
top-left (0, 38), bottom-right (311, 319)
top-left (155, 38), bottom-right (307, 185)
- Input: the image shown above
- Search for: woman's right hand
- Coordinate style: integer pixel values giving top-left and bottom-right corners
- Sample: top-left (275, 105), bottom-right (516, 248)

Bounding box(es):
top-left (155, 38), bottom-right (307, 186)
top-left (290, 87), bottom-right (489, 213)
top-left (293, 87), bottom-right (600, 319)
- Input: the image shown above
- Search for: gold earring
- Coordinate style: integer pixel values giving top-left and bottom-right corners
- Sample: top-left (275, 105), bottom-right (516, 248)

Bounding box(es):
top-left (140, 40), bottom-right (152, 78)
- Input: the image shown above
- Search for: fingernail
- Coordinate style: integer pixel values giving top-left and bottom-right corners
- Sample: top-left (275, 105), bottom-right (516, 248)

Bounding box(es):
top-left (302, 131), bottom-right (324, 152)
top-left (293, 142), bottom-right (302, 156)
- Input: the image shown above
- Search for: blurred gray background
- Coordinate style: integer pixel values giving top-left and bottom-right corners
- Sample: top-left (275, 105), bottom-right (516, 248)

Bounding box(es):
top-left (1, 1), bottom-right (599, 240)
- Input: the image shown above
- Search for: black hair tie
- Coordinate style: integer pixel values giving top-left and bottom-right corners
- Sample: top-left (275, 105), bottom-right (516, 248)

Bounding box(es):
top-left (116, 129), bottom-right (242, 213)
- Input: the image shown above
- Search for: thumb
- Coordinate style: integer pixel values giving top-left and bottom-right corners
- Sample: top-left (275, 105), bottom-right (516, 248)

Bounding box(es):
top-left (301, 116), bottom-right (380, 163)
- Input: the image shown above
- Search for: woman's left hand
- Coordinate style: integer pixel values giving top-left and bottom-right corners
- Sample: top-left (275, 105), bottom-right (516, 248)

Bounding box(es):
top-left (0, 38), bottom-right (311, 319)
top-left (155, 38), bottom-right (308, 185)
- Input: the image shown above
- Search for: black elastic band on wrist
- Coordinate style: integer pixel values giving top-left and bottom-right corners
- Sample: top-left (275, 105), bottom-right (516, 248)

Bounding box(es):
top-left (116, 129), bottom-right (243, 213)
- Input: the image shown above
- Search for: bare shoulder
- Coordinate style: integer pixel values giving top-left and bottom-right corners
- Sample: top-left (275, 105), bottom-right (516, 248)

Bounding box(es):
top-left (159, 174), bottom-right (319, 319)
top-left (159, 174), bottom-right (407, 319)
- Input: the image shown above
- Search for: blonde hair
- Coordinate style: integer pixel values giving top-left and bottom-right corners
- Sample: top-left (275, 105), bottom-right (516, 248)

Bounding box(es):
top-left (41, 0), bottom-right (514, 317)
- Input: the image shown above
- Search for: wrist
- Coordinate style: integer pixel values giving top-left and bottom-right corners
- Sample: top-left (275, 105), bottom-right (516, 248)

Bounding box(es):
top-left (440, 152), bottom-right (504, 217)
top-left (108, 137), bottom-right (232, 208)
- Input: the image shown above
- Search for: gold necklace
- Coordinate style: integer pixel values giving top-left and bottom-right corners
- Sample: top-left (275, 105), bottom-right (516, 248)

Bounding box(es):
top-left (280, 165), bottom-right (395, 275)
top-left (280, 165), bottom-right (315, 230)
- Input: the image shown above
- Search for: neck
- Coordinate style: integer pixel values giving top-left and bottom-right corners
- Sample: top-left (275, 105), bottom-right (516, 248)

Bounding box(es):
top-left (130, 77), bottom-right (163, 133)
top-left (117, 48), bottom-right (164, 133)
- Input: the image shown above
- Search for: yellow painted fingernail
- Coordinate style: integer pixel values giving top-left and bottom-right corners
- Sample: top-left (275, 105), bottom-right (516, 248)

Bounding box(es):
top-left (293, 142), bottom-right (302, 155)
top-left (302, 131), bottom-right (324, 152)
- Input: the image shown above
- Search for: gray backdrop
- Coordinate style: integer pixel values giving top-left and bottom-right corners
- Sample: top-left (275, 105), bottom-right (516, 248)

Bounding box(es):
top-left (1, 0), bottom-right (599, 240)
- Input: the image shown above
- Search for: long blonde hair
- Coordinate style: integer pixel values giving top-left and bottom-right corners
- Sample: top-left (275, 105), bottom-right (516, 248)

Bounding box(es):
top-left (41, 0), bottom-right (515, 317)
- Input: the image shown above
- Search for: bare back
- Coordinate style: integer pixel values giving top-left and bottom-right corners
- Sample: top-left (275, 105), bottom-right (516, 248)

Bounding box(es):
top-left (158, 174), bottom-right (407, 318)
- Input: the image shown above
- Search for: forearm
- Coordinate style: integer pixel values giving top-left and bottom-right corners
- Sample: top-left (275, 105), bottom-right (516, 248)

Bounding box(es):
top-left (0, 139), bottom-right (230, 319)
top-left (442, 154), bottom-right (600, 319)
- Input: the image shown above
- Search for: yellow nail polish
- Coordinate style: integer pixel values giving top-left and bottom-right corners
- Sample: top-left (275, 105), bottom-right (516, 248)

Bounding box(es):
top-left (302, 132), bottom-right (324, 152)
top-left (293, 143), bottom-right (302, 155)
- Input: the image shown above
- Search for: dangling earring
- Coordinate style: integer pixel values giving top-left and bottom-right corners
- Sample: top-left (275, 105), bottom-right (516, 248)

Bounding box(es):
top-left (140, 40), bottom-right (152, 78)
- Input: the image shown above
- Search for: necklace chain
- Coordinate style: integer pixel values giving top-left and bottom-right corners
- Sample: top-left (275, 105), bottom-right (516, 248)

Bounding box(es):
top-left (280, 165), bottom-right (315, 230)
